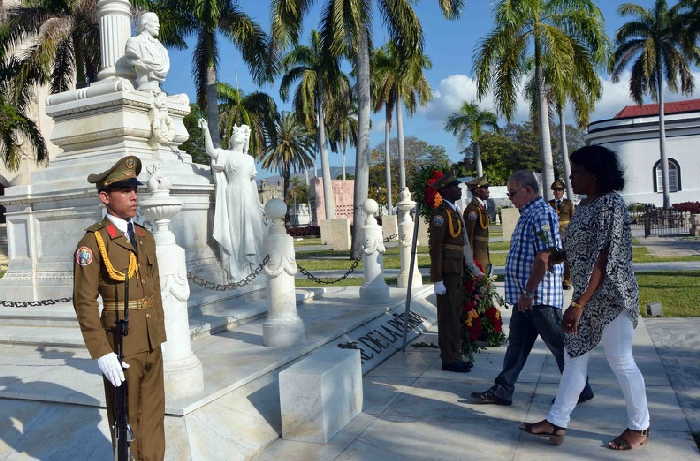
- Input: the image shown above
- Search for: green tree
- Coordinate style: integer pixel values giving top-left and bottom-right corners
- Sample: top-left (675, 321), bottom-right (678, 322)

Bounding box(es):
top-left (180, 104), bottom-right (208, 165)
top-left (444, 102), bottom-right (498, 178)
top-left (474, 0), bottom-right (607, 201)
top-left (279, 29), bottom-right (351, 219)
top-left (274, 0), bottom-right (462, 256)
top-left (261, 113), bottom-right (315, 221)
top-left (326, 99), bottom-right (358, 181)
top-left (609, 0), bottom-right (699, 208)
top-left (216, 83), bottom-right (278, 156)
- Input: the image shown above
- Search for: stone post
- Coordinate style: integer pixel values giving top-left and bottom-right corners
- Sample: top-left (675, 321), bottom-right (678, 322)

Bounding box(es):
top-left (140, 171), bottom-right (203, 400)
top-left (396, 188), bottom-right (422, 289)
top-left (97, 0), bottom-right (132, 81)
top-left (263, 199), bottom-right (306, 347)
top-left (359, 199), bottom-right (390, 303)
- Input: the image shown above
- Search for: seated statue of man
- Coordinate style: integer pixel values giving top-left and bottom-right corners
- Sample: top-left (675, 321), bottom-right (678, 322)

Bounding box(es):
top-left (125, 12), bottom-right (170, 92)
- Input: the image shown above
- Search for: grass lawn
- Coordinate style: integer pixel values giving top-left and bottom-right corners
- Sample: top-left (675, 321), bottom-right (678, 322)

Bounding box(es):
top-left (0, 268), bottom-right (5, 279)
top-left (489, 225), bottom-right (503, 236)
top-left (637, 271), bottom-right (700, 317)
top-left (295, 254), bottom-right (432, 271)
top-left (294, 276), bottom-right (432, 288)
top-left (489, 241), bottom-right (511, 252)
top-left (293, 237), bottom-right (322, 246)
top-left (297, 246), bottom-right (430, 259)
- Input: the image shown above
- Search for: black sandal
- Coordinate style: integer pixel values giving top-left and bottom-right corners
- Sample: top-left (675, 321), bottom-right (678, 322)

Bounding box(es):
top-left (520, 420), bottom-right (566, 445)
top-left (607, 428), bottom-right (650, 450)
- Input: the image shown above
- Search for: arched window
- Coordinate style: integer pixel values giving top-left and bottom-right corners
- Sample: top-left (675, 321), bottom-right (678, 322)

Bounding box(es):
top-left (653, 158), bottom-right (681, 193)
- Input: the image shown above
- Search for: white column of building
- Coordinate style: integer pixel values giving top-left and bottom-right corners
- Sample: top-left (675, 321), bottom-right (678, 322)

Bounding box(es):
top-left (359, 199), bottom-right (390, 303)
top-left (396, 188), bottom-right (422, 289)
top-left (96, 0), bottom-right (132, 81)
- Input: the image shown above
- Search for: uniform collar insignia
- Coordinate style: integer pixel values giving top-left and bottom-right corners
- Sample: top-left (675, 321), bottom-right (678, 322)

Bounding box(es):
top-left (105, 222), bottom-right (119, 239)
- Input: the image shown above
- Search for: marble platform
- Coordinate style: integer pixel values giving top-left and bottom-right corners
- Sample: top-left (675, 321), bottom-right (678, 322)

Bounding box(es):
top-left (0, 285), bottom-right (436, 460)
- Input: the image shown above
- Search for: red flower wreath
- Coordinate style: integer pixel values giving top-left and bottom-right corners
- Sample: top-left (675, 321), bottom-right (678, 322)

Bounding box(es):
top-left (425, 170), bottom-right (445, 208)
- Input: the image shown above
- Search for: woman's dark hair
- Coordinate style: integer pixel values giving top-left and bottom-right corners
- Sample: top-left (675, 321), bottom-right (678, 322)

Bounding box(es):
top-left (569, 145), bottom-right (625, 193)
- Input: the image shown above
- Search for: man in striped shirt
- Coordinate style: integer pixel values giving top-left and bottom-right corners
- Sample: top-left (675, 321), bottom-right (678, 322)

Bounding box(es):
top-left (470, 170), bottom-right (593, 406)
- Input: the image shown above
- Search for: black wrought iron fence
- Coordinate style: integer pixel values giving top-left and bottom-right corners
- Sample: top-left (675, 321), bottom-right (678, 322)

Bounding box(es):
top-left (641, 208), bottom-right (691, 237)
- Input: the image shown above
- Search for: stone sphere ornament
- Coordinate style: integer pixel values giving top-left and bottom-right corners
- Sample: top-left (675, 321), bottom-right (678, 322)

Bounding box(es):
top-left (265, 199), bottom-right (287, 221)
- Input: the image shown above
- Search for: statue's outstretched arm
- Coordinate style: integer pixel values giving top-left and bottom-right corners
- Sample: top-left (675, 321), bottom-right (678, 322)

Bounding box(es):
top-left (198, 118), bottom-right (217, 159)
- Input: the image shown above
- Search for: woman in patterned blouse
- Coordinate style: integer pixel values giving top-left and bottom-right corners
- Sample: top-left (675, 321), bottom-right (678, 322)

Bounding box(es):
top-left (520, 145), bottom-right (650, 450)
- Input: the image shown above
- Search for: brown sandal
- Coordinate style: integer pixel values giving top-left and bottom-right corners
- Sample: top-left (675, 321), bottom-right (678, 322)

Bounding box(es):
top-left (607, 428), bottom-right (650, 450)
top-left (520, 419), bottom-right (566, 445)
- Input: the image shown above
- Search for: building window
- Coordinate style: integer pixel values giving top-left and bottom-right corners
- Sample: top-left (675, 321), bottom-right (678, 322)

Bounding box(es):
top-left (653, 158), bottom-right (681, 193)
top-left (0, 184), bottom-right (5, 224)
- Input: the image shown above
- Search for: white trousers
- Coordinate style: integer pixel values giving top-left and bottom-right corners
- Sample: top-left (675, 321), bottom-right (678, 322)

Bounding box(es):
top-left (547, 312), bottom-right (650, 430)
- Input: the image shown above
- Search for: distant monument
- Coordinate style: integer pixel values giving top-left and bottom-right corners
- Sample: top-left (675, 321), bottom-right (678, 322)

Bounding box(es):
top-left (199, 120), bottom-right (267, 280)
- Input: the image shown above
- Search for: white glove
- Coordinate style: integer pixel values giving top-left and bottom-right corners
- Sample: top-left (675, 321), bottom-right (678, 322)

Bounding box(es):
top-left (97, 352), bottom-right (130, 387)
top-left (434, 281), bottom-right (447, 295)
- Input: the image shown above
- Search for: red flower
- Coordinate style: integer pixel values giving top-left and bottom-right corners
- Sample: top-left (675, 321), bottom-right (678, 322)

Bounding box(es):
top-left (469, 318), bottom-right (482, 341)
top-left (425, 171), bottom-right (446, 208)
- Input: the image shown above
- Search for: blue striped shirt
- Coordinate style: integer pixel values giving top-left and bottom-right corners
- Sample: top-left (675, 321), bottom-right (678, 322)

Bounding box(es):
top-left (505, 198), bottom-right (564, 308)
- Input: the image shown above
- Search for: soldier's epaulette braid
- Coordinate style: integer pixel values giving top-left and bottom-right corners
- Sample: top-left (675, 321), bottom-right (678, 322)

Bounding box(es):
top-left (94, 231), bottom-right (139, 281)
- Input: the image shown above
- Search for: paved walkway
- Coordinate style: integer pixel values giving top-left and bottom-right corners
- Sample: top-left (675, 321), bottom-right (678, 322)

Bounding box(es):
top-left (640, 237), bottom-right (700, 257)
top-left (258, 307), bottom-right (699, 460)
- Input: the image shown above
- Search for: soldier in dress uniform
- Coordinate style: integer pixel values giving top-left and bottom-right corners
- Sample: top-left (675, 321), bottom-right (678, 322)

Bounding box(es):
top-left (464, 176), bottom-right (491, 272)
top-left (430, 174), bottom-right (483, 373)
top-left (73, 156), bottom-right (166, 460)
top-left (548, 179), bottom-right (574, 290)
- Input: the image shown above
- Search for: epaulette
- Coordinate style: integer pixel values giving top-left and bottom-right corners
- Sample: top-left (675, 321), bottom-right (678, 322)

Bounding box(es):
top-left (85, 221), bottom-right (106, 233)
top-left (134, 223), bottom-right (148, 237)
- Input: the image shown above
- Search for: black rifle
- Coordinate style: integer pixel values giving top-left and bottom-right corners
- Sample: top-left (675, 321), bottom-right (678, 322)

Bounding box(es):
top-left (113, 270), bottom-right (133, 461)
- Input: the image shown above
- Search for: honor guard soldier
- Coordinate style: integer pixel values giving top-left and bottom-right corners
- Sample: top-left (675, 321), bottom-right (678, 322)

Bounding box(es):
top-left (73, 156), bottom-right (166, 460)
top-left (548, 179), bottom-right (574, 289)
top-left (430, 174), bottom-right (482, 373)
top-left (465, 176), bottom-right (491, 272)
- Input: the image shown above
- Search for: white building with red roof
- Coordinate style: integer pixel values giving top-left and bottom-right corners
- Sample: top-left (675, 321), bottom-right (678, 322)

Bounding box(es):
top-left (585, 98), bottom-right (700, 206)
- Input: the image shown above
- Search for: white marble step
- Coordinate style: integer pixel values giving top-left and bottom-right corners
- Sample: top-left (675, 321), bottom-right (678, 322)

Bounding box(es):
top-left (0, 324), bottom-right (85, 347)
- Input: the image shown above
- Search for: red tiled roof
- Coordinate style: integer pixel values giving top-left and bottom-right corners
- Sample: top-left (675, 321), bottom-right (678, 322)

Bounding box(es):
top-left (615, 98), bottom-right (700, 119)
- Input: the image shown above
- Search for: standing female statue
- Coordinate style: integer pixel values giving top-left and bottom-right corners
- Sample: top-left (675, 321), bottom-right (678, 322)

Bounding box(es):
top-left (198, 119), bottom-right (266, 280)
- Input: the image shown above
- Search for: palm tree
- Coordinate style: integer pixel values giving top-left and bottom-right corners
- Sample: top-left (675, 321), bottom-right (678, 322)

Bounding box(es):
top-left (261, 112), bottom-right (316, 220)
top-left (474, 0), bottom-right (606, 201)
top-left (373, 41), bottom-right (432, 194)
top-left (279, 29), bottom-right (351, 220)
top-left (444, 102), bottom-right (498, 178)
top-left (275, 0), bottom-right (461, 256)
top-left (610, 0), bottom-right (699, 209)
top-left (143, 0), bottom-right (272, 147)
top-left (217, 83), bottom-right (278, 156)
top-left (327, 99), bottom-right (358, 181)
top-left (371, 46), bottom-right (397, 214)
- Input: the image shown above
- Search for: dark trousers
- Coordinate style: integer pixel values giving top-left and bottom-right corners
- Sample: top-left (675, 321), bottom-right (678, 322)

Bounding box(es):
top-left (105, 347), bottom-right (165, 461)
top-left (436, 272), bottom-right (465, 363)
top-left (491, 305), bottom-right (593, 401)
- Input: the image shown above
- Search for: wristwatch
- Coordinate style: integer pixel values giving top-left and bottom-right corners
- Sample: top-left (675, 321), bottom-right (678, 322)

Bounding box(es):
top-left (522, 289), bottom-right (535, 299)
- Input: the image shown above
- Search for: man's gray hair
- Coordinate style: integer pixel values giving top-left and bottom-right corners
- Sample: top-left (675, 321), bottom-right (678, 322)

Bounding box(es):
top-left (508, 170), bottom-right (541, 195)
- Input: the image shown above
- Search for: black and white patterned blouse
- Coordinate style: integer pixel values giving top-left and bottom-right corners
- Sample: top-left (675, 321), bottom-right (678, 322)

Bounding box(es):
top-left (564, 192), bottom-right (639, 358)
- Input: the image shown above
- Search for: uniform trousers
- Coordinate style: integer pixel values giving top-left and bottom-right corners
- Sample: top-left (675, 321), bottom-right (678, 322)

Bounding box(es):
top-left (104, 346), bottom-right (165, 461)
top-left (548, 312), bottom-right (650, 429)
top-left (436, 272), bottom-right (465, 363)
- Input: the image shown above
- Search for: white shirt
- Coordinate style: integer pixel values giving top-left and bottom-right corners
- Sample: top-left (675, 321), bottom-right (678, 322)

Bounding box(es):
top-left (106, 214), bottom-right (134, 239)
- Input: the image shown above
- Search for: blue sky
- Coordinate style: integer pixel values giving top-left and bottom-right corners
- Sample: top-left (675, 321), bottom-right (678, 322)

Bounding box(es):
top-left (161, 0), bottom-right (698, 178)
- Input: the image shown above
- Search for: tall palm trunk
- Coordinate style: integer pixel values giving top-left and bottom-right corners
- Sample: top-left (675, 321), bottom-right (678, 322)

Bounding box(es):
top-left (317, 88), bottom-right (336, 219)
top-left (534, 33), bottom-right (555, 201)
top-left (384, 103), bottom-right (393, 214)
top-left (396, 96), bottom-right (406, 190)
top-left (656, 54), bottom-right (671, 209)
top-left (351, 29), bottom-right (372, 258)
top-left (474, 142), bottom-right (483, 177)
top-left (342, 146), bottom-right (346, 180)
top-left (283, 168), bottom-right (291, 223)
top-left (206, 64), bottom-right (221, 147)
top-left (557, 105), bottom-right (574, 200)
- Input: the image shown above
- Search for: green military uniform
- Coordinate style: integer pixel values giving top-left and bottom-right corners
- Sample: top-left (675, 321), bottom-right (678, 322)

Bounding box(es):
top-left (73, 156), bottom-right (166, 461)
top-left (548, 179), bottom-right (574, 289)
top-left (464, 176), bottom-right (490, 271)
top-left (429, 176), bottom-right (466, 365)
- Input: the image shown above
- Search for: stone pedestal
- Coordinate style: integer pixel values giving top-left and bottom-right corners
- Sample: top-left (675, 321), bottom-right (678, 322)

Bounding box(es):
top-left (359, 199), bottom-right (390, 303)
top-left (280, 348), bottom-right (362, 444)
top-left (140, 180), bottom-right (203, 400)
top-left (381, 214), bottom-right (398, 242)
top-left (396, 189), bottom-right (422, 289)
top-left (501, 207), bottom-right (520, 241)
top-left (319, 218), bottom-right (351, 251)
top-left (263, 200), bottom-right (305, 347)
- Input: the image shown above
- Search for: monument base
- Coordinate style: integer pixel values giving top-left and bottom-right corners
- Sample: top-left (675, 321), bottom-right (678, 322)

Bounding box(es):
top-left (0, 285), bottom-right (435, 460)
top-left (263, 317), bottom-right (306, 348)
top-left (164, 354), bottom-right (205, 401)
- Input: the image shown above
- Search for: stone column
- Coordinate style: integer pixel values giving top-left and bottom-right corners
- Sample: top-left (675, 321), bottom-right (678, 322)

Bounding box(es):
top-left (97, 0), bottom-right (132, 81)
top-left (140, 175), bottom-right (203, 400)
top-left (359, 199), bottom-right (390, 303)
top-left (396, 188), bottom-right (422, 289)
top-left (263, 199), bottom-right (305, 347)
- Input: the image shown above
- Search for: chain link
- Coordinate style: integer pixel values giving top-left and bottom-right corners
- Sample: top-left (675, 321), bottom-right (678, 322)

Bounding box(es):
top-left (187, 255), bottom-right (271, 291)
top-left (297, 256), bottom-right (362, 285)
top-left (0, 297), bottom-right (73, 308)
top-left (383, 233), bottom-right (398, 242)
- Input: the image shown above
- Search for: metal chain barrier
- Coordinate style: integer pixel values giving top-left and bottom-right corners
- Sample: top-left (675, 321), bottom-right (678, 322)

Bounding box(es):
top-left (187, 255), bottom-right (271, 291)
top-left (297, 256), bottom-right (362, 285)
top-left (1, 297), bottom-right (73, 308)
top-left (383, 233), bottom-right (398, 242)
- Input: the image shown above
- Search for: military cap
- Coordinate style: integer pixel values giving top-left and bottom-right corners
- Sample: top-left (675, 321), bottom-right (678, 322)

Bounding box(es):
top-left (550, 179), bottom-right (566, 190)
top-left (432, 173), bottom-right (460, 191)
top-left (467, 176), bottom-right (489, 190)
top-left (88, 156), bottom-right (143, 190)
